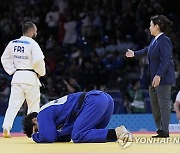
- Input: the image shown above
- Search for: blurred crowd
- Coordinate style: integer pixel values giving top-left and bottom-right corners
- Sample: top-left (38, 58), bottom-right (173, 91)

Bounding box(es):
top-left (0, 0), bottom-right (180, 114)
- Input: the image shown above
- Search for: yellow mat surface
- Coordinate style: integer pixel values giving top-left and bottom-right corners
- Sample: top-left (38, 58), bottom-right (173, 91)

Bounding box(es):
top-left (0, 134), bottom-right (180, 154)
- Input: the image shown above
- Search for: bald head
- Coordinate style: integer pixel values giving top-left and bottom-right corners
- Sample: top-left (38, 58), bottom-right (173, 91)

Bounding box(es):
top-left (22, 22), bottom-right (37, 39)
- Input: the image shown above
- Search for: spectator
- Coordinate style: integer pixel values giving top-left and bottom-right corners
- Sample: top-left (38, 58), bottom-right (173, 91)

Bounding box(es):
top-left (63, 14), bottom-right (77, 44)
top-left (45, 6), bottom-right (59, 37)
top-left (127, 79), bottom-right (146, 113)
top-left (63, 76), bottom-right (82, 94)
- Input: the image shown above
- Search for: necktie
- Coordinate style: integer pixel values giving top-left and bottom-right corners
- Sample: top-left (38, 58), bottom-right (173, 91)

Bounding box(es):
top-left (151, 38), bottom-right (156, 46)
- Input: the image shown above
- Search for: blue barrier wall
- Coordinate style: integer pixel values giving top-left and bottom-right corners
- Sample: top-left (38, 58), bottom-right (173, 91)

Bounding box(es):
top-left (0, 116), bottom-right (24, 132)
top-left (107, 113), bottom-right (178, 131)
top-left (0, 113), bottom-right (178, 132)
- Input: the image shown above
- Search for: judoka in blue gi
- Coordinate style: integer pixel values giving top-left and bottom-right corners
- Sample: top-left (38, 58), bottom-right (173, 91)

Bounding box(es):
top-left (22, 90), bottom-right (133, 143)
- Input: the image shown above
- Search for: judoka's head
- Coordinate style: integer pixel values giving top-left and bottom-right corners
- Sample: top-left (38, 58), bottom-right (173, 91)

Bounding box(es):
top-left (22, 112), bottom-right (38, 138)
top-left (22, 22), bottom-right (37, 39)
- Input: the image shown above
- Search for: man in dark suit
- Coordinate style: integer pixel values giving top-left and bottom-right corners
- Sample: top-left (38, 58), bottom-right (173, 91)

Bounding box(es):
top-left (126, 15), bottom-right (176, 138)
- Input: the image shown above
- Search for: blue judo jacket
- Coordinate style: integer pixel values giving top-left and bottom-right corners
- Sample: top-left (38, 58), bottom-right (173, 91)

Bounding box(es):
top-left (32, 90), bottom-right (114, 143)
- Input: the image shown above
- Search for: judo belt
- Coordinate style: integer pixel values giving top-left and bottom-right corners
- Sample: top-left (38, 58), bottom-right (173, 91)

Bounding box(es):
top-left (16, 69), bottom-right (39, 77)
top-left (71, 92), bottom-right (87, 119)
top-left (16, 69), bottom-right (36, 73)
top-left (16, 69), bottom-right (46, 91)
top-left (77, 92), bottom-right (87, 110)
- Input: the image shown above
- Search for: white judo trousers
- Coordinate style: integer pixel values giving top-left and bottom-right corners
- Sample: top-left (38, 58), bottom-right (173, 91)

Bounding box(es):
top-left (3, 84), bottom-right (40, 129)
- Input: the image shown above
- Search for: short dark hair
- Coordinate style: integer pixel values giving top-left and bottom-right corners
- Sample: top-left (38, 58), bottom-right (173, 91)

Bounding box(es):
top-left (22, 22), bottom-right (35, 34)
top-left (22, 112), bottom-right (38, 138)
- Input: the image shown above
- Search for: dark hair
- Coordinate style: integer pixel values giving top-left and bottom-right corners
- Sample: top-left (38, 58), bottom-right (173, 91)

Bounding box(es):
top-left (22, 112), bottom-right (38, 138)
top-left (131, 79), bottom-right (140, 87)
top-left (150, 15), bottom-right (173, 34)
top-left (22, 22), bottom-right (35, 34)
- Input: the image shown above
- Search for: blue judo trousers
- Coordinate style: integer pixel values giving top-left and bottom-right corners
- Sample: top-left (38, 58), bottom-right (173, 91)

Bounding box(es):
top-left (32, 90), bottom-right (114, 143)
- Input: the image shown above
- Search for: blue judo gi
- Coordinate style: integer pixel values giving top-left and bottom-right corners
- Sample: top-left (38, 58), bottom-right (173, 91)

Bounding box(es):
top-left (32, 90), bottom-right (114, 143)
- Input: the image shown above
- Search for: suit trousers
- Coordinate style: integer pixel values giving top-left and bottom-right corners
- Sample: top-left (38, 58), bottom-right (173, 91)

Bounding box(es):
top-left (2, 83), bottom-right (40, 130)
top-left (149, 85), bottom-right (172, 133)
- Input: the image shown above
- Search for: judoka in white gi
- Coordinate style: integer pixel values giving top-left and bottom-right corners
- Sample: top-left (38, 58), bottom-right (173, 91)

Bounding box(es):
top-left (1, 22), bottom-right (46, 138)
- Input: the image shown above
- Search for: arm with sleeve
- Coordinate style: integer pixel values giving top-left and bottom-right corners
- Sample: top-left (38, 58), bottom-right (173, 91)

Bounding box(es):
top-left (32, 109), bottom-right (58, 143)
top-left (134, 47), bottom-right (148, 58)
top-left (31, 41), bottom-right (46, 76)
top-left (1, 42), bottom-right (16, 75)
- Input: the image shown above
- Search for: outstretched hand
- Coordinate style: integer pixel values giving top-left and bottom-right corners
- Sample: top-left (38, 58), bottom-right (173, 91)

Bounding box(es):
top-left (126, 49), bottom-right (134, 57)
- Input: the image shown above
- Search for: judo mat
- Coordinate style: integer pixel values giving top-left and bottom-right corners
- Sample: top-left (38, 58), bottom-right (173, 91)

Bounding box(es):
top-left (0, 132), bottom-right (180, 154)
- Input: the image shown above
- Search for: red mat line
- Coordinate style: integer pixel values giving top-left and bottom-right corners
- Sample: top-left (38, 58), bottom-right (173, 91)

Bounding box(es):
top-left (0, 132), bottom-right (25, 137)
top-left (132, 131), bottom-right (180, 134)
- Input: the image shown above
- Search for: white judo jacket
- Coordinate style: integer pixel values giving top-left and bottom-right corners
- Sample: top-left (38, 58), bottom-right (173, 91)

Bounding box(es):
top-left (1, 36), bottom-right (46, 86)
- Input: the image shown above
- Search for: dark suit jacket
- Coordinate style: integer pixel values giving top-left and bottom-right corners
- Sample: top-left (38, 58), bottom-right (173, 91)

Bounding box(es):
top-left (134, 34), bottom-right (176, 85)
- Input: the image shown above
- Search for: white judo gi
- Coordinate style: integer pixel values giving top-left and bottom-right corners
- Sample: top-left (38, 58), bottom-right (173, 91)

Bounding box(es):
top-left (1, 36), bottom-right (46, 130)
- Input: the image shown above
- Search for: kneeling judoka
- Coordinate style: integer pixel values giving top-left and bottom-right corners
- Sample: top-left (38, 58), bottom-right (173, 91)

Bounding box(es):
top-left (22, 90), bottom-right (133, 143)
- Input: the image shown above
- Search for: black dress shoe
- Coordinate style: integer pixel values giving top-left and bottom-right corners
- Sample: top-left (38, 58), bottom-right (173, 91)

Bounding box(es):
top-left (152, 130), bottom-right (169, 138)
top-left (152, 134), bottom-right (169, 138)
